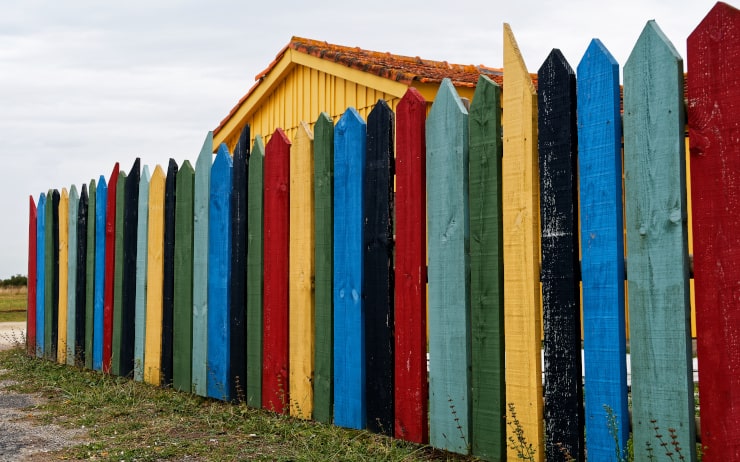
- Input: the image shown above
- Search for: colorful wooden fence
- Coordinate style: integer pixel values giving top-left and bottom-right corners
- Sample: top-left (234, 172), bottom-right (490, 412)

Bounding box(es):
top-left (26, 3), bottom-right (740, 460)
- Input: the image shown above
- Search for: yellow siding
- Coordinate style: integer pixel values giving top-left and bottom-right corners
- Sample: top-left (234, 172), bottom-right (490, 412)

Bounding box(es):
top-left (144, 166), bottom-right (165, 386)
top-left (58, 189), bottom-right (69, 364)
top-left (289, 122), bottom-right (315, 419)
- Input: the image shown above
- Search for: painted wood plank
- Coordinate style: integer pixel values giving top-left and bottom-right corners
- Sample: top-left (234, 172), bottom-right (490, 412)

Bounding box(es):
top-left (144, 166), bottom-right (165, 385)
top-left (174, 160), bottom-right (194, 393)
top-left (688, 3), bottom-right (740, 459)
top-left (290, 121), bottom-right (315, 419)
top-left (426, 79), bottom-right (470, 454)
top-left (103, 164), bottom-right (119, 373)
top-left (193, 132), bottom-right (213, 396)
top-left (58, 188), bottom-right (69, 364)
top-left (394, 88), bottom-right (428, 443)
top-left (502, 25), bottom-right (544, 460)
top-left (208, 145), bottom-right (233, 400)
top-left (263, 129), bottom-right (290, 413)
top-left (162, 159), bottom-right (178, 385)
top-left (28, 196), bottom-right (37, 357)
top-left (121, 159), bottom-right (140, 378)
top-left (231, 125), bottom-right (249, 401)
top-left (537, 50), bottom-right (583, 461)
top-left (47, 189), bottom-right (59, 361)
top-left (624, 21), bottom-right (697, 462)
top-left (36, 192), bottom-right (46, 358)
top-left (85, 180), bottom-right (96, 369)
top-left (247, 135), bottom-right (265, 408)
top-left (333, 108), bottom-right (367, 430)
top-left (469, 75), bottom-right (505, 460)
top-left (313, 113), bottom-right (334, 424)
top-left (135, 166), bottom-right (150, 381)
top-left (75, 184), bottom-right (88, 366)
top-left (67, 185), bottom-right (79, 365)
top-left (364, 100), bottom-right (394, 435)
top-left (111, 172), bottom-right (126, 376)
top-left (577, 38), bottom-right (629, 460)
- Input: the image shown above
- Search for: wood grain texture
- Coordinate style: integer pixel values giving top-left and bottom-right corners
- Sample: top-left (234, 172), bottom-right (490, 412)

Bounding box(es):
top-left (135, 166), bottom-right (150, 381)
top-left (36, 193), bottom-right (46, 358)
top-left (263, 129), bottom-right (290, 413)
top-left (394, 88), bottom-right (428, 443)
top-left (58, 188), bottom-right (69, 364)
top-left (111, 172), bottom-right (126, 376)
top-left (502, 25), bottom-right (543, 460)
top-left (103, 164), bottom-right (119, 373)
top-left (67, 186), bottom-right (79, 365)
top-left (174, 160), bottom-right (194, 392)
top-left (313, 114), bottom-right (334, 424)
top-left (624, 21), bottom-right (696, 462)
top-left (28, 196), bottom-right (37, 356)
top-left (85, 180), bottom-right (96, 369)
top-left (289, 122), bottom-right (315, 419)
top-left (333, 108), bottom-right (367, 430)
top-left (76, 185), bottom-right (88, 366)
top-left (364, 100), bottom-right (394, 435)
top-left (121, 160), bottom-right (140, 378)
top-left (46, 189), bottom-right (59, 361)
top-left (469, 75), bottom-right (505, 460)
top-left (162, 159), bottom-right (178, 385)
top-left (426, 79), bottom-right (470, 454)
top-left (247, 135), bottom-right (265, 407)
top-left (144, 166), bottom-right (165, 386)
top-left (577, 39), bottom-right (629, 460)
top-left (537, 50), bottom-right (583, 462)
top-left (207, 146), bottom-right (232, 400)
top-left (688, 3), bottom-right (740, 459)
top-left (192, 132), bottom-right (213, 396)
top-left (230, 126), bottom-right (249, 401)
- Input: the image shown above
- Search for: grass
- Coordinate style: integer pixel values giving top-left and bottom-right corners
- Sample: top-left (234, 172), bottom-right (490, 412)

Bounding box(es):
top-left (0, 345), bottom-right (472, 461)
top-left (0, 287), bottom-right (27, 322)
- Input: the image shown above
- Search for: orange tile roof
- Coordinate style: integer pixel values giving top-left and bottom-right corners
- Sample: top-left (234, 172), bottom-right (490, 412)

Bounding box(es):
top-left (214, 36), bottom-right (517, 135)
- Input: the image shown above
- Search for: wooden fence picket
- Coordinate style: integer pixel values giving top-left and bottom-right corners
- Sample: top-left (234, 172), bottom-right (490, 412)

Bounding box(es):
top-left (247, 135), bottom-right (265, 407)
top-left (103, 164), bottom-right (119, 373)
top-left (577, 39), bottom-right (629, 459)
top-left (426, 79), bottom-right (470, 455)
top-left (86, 179), bottom-right (97, 369)
top-left (111, 172), bottom-right (126, 376)
top-left (76, 184), bottom-right (88, 366)
top-left (469, 74), bottom-right (505, 460)
top-left (46, 189), bottom-right (59, 361)
top-left (28, 196), bottom-right (37, 356)
top-left (192, 133), bottom-right (212, 396)
top-left (290, 121), bottom-right (315, 419)
top-left (537, 49), bottom-right (583, 461)
top-left (333, 108), bottom-right (367, 429)
top-left (58, 188), bottom-right (69, 364)
top-left (174, 160), bottom-right (195, 392)
top-left (121, 159), bottom-right (140, 378)
top-left (231, 125), bottom-right (249, 401)
top-left (313, 114), bottom-right (334, 424)
top-left (36, 192), bottom-right (46, 358)
top-left (135, 166), bottom-right (150, 381)
top-left (688, 3), bottom-right (740, 459)
top-left (263, 129), bottom-right (290, 413)
top-left (364, 100), bottom-right (394, 434)
top-left (208, 146), bottom-right (232, 400)
top-left (67, 185), bottom-right (79, 365)
top-left (394, 88), bottom-right (427, 444)
top-left (162, 159), bottom-right (178, 385)
top-left (144, 166), bottom-right (165, 385)
top-left (502, 24), bottom-right (543, 460)
top-left (624, 20), bottom-right (697, 461)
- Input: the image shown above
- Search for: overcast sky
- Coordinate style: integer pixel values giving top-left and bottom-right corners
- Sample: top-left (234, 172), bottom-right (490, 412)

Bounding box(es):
top-left (0, 0), bottom-right (720, 278)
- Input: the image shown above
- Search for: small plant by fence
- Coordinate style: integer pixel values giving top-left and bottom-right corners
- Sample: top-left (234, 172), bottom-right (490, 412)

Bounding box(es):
top-left (25, 2), bottom-right (740, 461)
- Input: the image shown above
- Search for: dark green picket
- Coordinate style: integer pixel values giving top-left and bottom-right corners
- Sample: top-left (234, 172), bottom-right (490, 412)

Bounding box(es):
top-left (247, 135), bottom-right (265, 407)
top-left (174, 160), bottom-right (195, 392)
top-left (111, 172), bottom-right (126, 376)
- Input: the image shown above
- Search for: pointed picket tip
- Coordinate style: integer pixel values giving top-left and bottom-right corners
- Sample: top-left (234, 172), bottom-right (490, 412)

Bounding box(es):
top-left (30, 195), bottom-right (36, 209)
top-left (98, 175), bottom-right (107, 190)
top-left (626, 20), bottom-right (682, 73)
top-left (267, 128), bottom-right (292, 151)
top-left (109, 162), bottom-right (120, 182)
top-left (151, 165), bottom-right (166, 182)
top-left (201, 131), bottom-right (214, 156)
top-left (80, 183), bottom-right (88, 200)
top-left (128, 158), bottom-right (141, 178)
top-left (578, 39), bottom-right (619, 73)
top-left (196, 132), bottom-right (214, 171)
top-left (337, 107), bottom-right (366, 132)
top-left (89, 178), bottom-right (96, 193)
top-left (118, 171), bottom-right (127, 183)
top-left (214, 143), bottom-right (234, 169)
top-left (180, 159), bottom-right (194, 176)
top-left (61, 188), bottom-right (69, 201)
top-left (38, 192), bottom-right (46, 207)
top-left (167, 158), bottom-right (179, 176)
top-left (399, 87), bottom-right (426, 109)
top-left (295, 121), bottom-right (314, 143)
top-left (141, 165), bottom-right (151, 183)
top-left (369, 99), bottom-right (392, 119)
top-left (690, 1), bottom-right (740, 44)
top-left (471, 75), bottom-right (501, 112)
top-left (540, 49), bottom-right (576, 77)
top-left (504, 24), bottom-right (536, 94)
top-left (252, 134), bottom-right (265, 159)
top-left (69, 184), bottom-right (79, 202)
top-left (429, 78), bottom-right (468, 121)
top-left (235, 124), bottom-right (251, 157)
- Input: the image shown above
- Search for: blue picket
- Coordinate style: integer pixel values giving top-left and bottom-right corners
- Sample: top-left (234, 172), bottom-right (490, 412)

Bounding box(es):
top-left (35, 193), bottom-right (46, 358)
top-left (93, 176), bottom-right (107, 371)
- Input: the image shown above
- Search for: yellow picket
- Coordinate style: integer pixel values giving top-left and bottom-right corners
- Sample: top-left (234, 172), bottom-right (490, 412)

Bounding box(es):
top-left (58, 188), bottom-right (69, 364)
top-left (144, 166), bottom-right (165, 386)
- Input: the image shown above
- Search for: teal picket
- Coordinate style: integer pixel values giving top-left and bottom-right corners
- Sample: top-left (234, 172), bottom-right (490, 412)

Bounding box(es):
top-left (134, 166), bottom-right (150, 381)
top-left (193, 132), bottom-right (212, 396)
top-left (67, 185), bottom-right (79, 365)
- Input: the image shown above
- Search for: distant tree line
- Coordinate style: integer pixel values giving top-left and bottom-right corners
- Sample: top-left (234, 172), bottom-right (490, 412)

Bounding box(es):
top-left (0, 274), bottom-right (27, 288)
